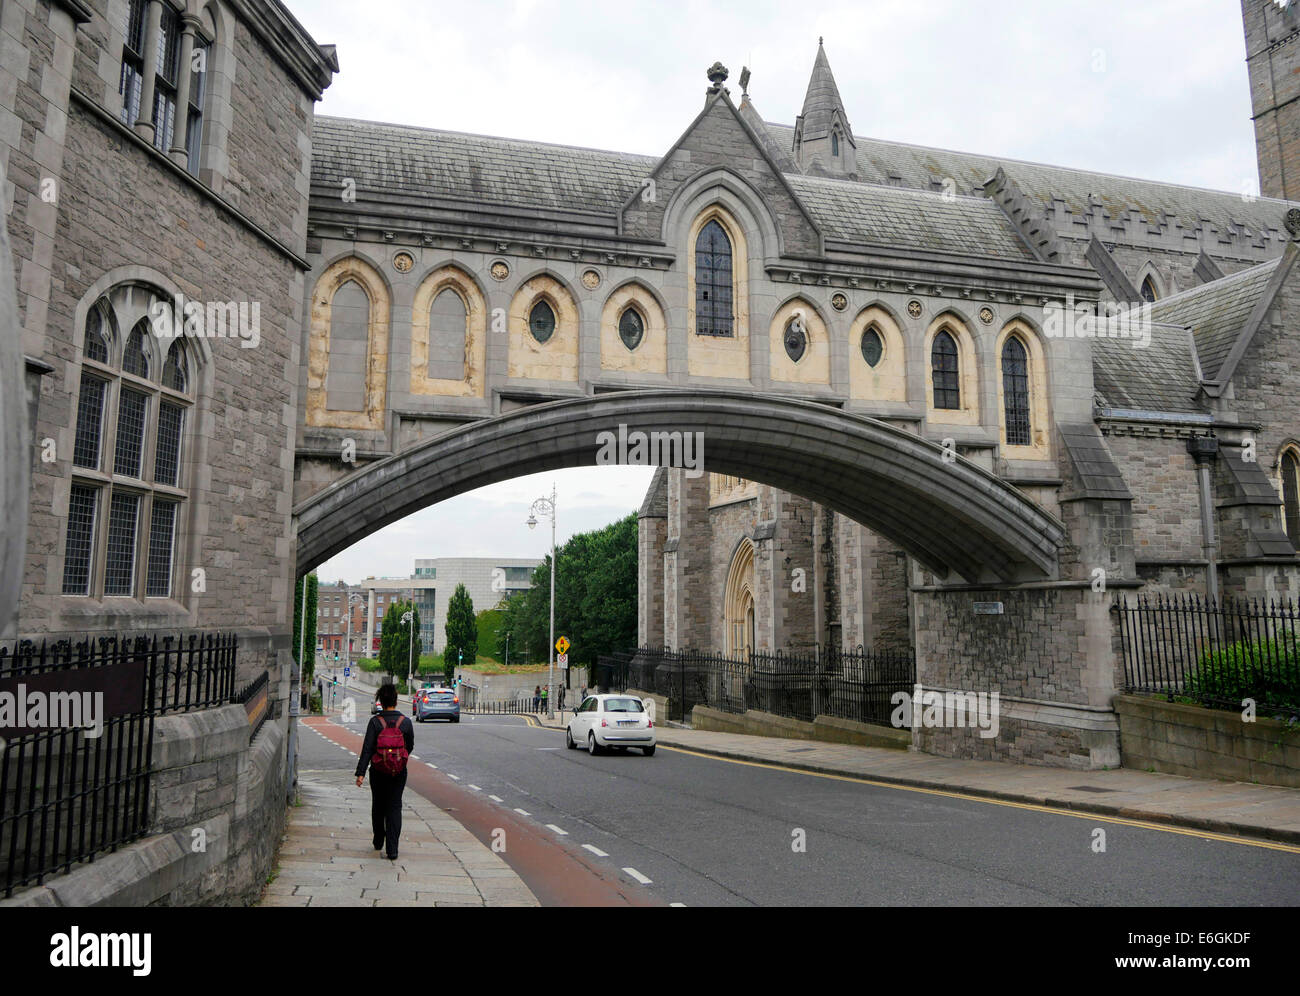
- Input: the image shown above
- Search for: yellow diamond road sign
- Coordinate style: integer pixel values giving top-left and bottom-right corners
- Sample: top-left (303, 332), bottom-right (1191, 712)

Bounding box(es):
top-left (556, 636), bottom-right (570, 654)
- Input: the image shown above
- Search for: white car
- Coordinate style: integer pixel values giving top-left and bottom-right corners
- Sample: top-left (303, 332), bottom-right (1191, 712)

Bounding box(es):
top-left (566, 694), bottom-right (656, 756)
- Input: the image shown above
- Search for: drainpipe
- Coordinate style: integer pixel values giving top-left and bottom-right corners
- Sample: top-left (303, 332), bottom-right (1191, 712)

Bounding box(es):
top-left (1187, 436), bottom-right (1219, 604)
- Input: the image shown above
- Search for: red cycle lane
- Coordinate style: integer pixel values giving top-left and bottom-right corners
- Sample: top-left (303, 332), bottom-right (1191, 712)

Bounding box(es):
top-left (302, 716), bottom-right (661, 908)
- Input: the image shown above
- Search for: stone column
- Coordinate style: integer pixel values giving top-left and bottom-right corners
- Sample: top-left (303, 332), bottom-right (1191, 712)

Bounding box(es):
top-left (638, 488), bottom-right (666, 647)
top-left (664, 468), bottom-right (711, 650)
top-left (367, 587), bottom-right (377, 654)
top-left (134, 0), bottom-right (163, 143)
top-left (168, 14), bottom-right (201, 166)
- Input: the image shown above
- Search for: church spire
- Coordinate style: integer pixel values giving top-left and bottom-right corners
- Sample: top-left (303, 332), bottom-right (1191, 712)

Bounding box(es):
top-left (793, 38), bottom-right (855, 177)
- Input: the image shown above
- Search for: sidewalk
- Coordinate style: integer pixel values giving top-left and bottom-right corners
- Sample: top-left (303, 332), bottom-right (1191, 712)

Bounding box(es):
top-left (258, 768), bottom-right (538, 907)
top-left (529, 709), bottom-right (1300, 845)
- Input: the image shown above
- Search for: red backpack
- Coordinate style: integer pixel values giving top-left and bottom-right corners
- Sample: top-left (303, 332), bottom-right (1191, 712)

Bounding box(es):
top-left (371, 714), bottom-right (409, 776)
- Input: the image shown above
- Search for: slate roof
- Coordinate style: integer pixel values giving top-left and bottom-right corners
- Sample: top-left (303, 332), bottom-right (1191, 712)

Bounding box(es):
top-left (312, 117), bottom-right (655, 216)
top-left (762, 123), bottom-right (1296, 238)
top-left (1147, 256), bottom-right (1282, 380)
top-left (787, 174), bottom-right (1035, 259)
top-left (1092, 313), bottom-right (1203, 414)
top-left (314, 116), bottom-right (1034, 259)
top-left (797, 42), bottom-right (852, 142)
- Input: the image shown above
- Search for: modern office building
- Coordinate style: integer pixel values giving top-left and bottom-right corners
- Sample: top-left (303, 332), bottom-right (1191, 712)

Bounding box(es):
top-left (412, 558), bottom-right (540, 654)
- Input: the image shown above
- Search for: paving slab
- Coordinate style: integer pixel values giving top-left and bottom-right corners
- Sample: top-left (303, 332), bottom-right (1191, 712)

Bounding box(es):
top-left (255, 768), bottom-right (540, 908)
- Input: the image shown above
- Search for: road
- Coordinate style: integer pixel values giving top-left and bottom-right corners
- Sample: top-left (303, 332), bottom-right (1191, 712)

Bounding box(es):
top-left (304, 700), bottom-right (1300, 907)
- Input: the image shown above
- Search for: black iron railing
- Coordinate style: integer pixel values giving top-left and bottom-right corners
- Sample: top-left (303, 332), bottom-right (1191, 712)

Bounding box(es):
top-left (595, 645), bottom-right (916, 726)
top-left (1114, 594), bottom-right (1300, 714)
top-left (461, 698), bottom-right (538, 715)
top-left (237, 669), bottom-right (270, 741)
top-left (0, 632), bottom-right (239, 898)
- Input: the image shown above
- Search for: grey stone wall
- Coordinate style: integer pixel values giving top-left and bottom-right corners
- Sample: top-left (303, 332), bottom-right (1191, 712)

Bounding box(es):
top-left (2, 704), bottom-right (285, 907)
top-left (1115, 693), bottom-right (1300, 788)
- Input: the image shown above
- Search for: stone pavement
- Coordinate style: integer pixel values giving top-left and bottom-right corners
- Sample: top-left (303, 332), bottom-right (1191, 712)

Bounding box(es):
top-left (257, 768), bottom-right (538, 907)
top-left (528, 710), bottom-right (1300, 845)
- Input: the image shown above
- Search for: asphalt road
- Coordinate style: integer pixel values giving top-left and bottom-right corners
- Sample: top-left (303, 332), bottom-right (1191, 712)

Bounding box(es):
top-left (305, 703), bottom-right (1300, 907)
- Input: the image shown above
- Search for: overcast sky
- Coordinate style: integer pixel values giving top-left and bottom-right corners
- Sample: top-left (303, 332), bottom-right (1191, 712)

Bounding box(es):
top-left (292, 0), bottom-right (1262, 584)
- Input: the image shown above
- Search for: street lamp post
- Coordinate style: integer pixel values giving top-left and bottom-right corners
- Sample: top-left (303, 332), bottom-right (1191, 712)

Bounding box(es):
top-left (344, 590), bottom-right (363, 700)
top-left (527, 483), bottom-right (557, 719)
top-left (402, 609), bottom-right (414, 696)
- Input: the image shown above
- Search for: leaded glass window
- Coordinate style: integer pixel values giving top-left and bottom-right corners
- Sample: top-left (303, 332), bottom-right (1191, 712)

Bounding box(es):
top-left (84, 304), bottom-right (110, 363)
top-left (861, 326), bottom-right (883, 368)
top-left (104, 492), bottom-right (140, 596)
top-left (162, 340), bottom-right (188, 392)
top-left (931, 330), bottom-right (960, 410)
top-left (114, 388), bottom-right (149, 478)
top-left (695, 219), bottom-right (733, 337)
top-left (73, 375), bottom-right (107, 470)
top-left (62, 485), bottom-right (98, 596)
top-left (783, 316), bottom-right (807, 362)
top-left (154, 402), bottom-right (184, 487)
top-left (123, 321), bottom-right (150, 378)
top-left (618, 307), bottom-right (644, 351)
top-left (1284, 451), bottom-right (1300, 550)
top-left (146, 500), bottom-right (178, 597)
top-left (529, 300), bottom-right (556, 344)
top-left (1002, 336), bottom-right (1031, 446)
top-left (64, 284), bottom-right (195, 600)
top-left (1140, 276), bottom-right (1158, 303)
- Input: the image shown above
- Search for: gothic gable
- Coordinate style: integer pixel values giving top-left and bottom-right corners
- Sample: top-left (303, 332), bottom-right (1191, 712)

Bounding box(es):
top-left (620, 89), bottom-right (822, 257)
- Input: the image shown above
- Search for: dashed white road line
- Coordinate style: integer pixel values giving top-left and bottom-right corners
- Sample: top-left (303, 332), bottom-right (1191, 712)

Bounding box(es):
top-left (447, 774), bottom-right (461, 780)
top-left (545, 824), bottom-right (568, 835)
top-left (513, 808), bottom-right (531, 817)
top-left (669, 902), bottom-right (687, 907)
top-left (489, 795), bottom-right (503, 802)
top-left (468, 784), bottom-right (481, 791)
top-left (622, 867), bottom-right (652, 885)
top-left (581, 844), bottom-right (609, 857)
top-left (426, 763), bottom-right (437, 769)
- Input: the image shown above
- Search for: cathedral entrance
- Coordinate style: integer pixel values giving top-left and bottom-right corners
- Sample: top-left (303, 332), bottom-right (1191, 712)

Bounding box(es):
top-left (724, 539), bottom-right (756, 656)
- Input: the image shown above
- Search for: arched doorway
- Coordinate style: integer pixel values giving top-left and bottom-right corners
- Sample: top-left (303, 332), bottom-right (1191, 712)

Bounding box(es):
top-left (724, 539), bottom-right (755, 655)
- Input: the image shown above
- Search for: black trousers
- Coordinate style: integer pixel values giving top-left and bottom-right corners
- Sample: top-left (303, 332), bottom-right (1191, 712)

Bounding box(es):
top-left (369, 768), bottom-right (407, 857)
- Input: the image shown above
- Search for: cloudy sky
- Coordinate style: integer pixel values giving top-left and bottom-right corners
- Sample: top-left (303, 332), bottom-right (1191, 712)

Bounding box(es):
top-left (292, 0), bottom-right (1262, 584)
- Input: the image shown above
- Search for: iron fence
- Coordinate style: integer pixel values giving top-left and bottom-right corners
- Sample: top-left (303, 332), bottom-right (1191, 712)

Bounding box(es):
top-left (461, 698), bottom-right (539, 715)
top-left (1114, 594), bottom-right (1300, 714)
top-left (0, 632), bottom-right (239, 898)
top-left (595, 644), bottom-right (916, 726)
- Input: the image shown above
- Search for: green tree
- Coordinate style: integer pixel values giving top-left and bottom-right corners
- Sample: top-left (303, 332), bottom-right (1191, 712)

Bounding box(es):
top-left (443, 583), bottom-right (477, 681)
top-left (477, 607), bottom-right (506, 660)
top-left (379, 600), bottom-right (422, 681)
top-left (292, 573), bottom-right (319, 684)
top-left (498, 513), bottom-right (637, 670)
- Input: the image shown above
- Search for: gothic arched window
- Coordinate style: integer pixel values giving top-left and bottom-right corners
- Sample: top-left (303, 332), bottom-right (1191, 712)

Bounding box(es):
top-left (1283, 449), bottom-right (1300, 550)
top-left (783, 315), bottom-right (807, 362)
top-left (64, 290), bottom-right (196, 599)
top-left (529, 299), bottom-right (556, 344)
top-left (618, 306), bottom-right (645, 351)
top-left (931, 329), bottom-right (960, 410)
top-left (1001, 335), bottom-right (1031, 446)
top-left (861, 325), bottom-right (883, 367)
top-left (695, 219), bottom-right (734, 337)
top-left (831, 131), bottom-right (839, 157)
top-left (1140, 276), bottom-right (1158, 303)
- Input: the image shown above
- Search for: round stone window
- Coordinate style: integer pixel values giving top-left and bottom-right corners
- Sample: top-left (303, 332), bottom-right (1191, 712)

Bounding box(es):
top-left (861, 326), bottom-right (883, 367)
top-left (783, 316), bottom-right (807, 362)
top-left (618, 307), bottom-right (644, 351)
top-left (529, 300), bottom-right (556, 344)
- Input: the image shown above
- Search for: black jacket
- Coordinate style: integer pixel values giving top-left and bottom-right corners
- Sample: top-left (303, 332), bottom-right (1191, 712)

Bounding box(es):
top-left (355, 710), bottom-right (415, 777)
